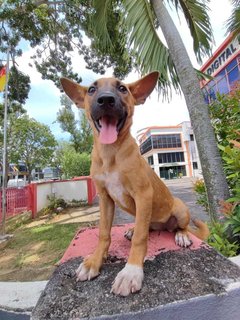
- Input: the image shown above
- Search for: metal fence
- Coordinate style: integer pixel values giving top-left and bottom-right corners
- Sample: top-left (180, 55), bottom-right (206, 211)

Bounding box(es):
top-left (0, 186), bottom-right (31, 220)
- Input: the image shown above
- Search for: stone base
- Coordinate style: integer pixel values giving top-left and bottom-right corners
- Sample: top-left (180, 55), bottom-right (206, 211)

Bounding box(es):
top-left (32, 226), bottom-right (240, 320)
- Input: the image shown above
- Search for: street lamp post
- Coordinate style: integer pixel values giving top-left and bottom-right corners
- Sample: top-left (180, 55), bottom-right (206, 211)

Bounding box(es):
top-left (0, 48), bottom-right (10, 236)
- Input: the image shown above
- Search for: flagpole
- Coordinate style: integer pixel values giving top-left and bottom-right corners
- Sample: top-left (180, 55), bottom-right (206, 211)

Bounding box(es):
top-left (1, 47), bottom-right (10, 236)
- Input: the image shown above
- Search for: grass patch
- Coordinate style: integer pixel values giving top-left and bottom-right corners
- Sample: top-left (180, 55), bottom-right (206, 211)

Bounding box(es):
top-left (9, 223), bottom-right (79, 264)
top-left (6, 211), bottom-right (32, 233)
top-left (0, 223), bottom-right (80, 280)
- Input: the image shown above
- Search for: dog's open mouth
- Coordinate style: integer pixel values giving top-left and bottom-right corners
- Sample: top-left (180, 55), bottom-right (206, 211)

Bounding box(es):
top-left (94, 114), bottom-right (127, 144)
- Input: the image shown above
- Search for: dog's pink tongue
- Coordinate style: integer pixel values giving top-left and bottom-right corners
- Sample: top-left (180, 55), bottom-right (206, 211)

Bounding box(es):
top-left (99, 117), bottom-right (118, 144)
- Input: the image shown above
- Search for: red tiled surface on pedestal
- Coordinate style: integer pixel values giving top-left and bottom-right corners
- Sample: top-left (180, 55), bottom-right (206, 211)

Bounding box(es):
top-left (60, 224), bottom-right (207, 264)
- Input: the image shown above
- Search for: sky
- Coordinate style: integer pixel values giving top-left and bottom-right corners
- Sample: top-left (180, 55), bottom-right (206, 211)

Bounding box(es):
top-left (0, 0), bottom-right (233, 141)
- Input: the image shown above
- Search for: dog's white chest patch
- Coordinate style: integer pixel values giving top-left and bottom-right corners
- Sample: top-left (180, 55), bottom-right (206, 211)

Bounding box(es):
top-left (95, 172), bottom-right (125, 206)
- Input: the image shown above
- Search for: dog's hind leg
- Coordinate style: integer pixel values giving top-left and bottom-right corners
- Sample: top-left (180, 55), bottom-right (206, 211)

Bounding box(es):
top-left (124, 227), bottom-right (134, 241)
top-left (175, 229), bottom-right (192, 247)
top-left (76, 191), bottom-right (115, 281)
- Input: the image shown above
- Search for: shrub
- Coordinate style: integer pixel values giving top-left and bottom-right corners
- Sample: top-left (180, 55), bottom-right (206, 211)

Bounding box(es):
top-left (47, 195), bottom-right (67, 211)
top-left (193, 179), bottom-right (209, 213)
top-left (68, 199), bottom-right (88, 207)
top-left (61, 150), bottom-right (91, 178)
top-left (225, 204), bottom-right (240, 241)
top-left (197, 87), bottom-right (240, 256)
top-left (193, 183), bottom-right (240, 257)
top-left (209, 84), bottom-right (240, 146)
top-left (218, 140), bottom-right (240, 190)
top-left (207, 221), bottom-right (239, 257)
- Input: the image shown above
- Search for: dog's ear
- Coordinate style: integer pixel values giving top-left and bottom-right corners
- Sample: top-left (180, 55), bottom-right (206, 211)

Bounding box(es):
top-left (60, 78), bottom-right (88, 109)
top-left (128, 71), bottom-right (159, 105)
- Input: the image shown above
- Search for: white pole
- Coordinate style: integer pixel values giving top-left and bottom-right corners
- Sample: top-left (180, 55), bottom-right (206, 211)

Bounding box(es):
top-left (1, 47), bottom-right (10, 236)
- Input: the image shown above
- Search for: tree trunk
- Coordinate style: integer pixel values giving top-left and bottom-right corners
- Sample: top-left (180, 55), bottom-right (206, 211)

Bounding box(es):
top-left (151, 0), bottom-right (230, 221)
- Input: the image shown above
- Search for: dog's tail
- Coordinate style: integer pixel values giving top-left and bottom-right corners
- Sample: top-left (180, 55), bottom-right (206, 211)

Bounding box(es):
top-left (187, 218), bottom-right (209, 240)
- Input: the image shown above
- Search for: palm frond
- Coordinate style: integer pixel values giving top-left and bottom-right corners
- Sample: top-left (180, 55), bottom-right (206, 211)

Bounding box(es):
top-left (91, 0), bottom-right (113, 50)
top-left (231, 0), bottom-right (240, 6)
top-left (91, 0), bottom-right (181, 97)
top-left (225, 1), bottom-right (240, 38)
top-left (123, 0), bottom-right (181, 97)
top-left (196, 68), bottom-right (213, 81)
top-left (166, 0), bottom-right (213, 63)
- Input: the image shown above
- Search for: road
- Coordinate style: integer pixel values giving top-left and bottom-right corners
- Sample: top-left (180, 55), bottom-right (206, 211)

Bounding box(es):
top-left (0, 310), bottom-right (30, 320)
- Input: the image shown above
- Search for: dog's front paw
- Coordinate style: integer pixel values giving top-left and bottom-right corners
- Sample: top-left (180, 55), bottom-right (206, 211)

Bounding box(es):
top-left (111, 263), bottom-right (144, 296)
top-left (175, 231), bottom-right (192, 248)
top-left (76, 259), bottom-right (100, 281)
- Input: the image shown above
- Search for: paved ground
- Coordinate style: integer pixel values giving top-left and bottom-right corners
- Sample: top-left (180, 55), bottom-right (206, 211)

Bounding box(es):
top-left (165, 178), bottom-right (209, 221)
top-left (113, 177), bottom-right (209, 225)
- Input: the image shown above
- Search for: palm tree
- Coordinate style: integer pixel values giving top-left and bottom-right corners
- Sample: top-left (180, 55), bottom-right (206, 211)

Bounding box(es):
top-left (91, 0), bottom-right (231, 221)
top-left (150, 0), bottom-right (231, 221)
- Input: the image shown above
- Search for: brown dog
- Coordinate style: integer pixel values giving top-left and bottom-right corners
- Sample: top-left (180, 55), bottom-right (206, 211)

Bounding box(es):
top-left (60, 72), bottom-right (209, 297)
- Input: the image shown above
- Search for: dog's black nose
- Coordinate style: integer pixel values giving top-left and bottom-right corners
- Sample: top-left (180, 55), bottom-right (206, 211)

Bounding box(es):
top-left (97, 94), bottom-right (115, 107)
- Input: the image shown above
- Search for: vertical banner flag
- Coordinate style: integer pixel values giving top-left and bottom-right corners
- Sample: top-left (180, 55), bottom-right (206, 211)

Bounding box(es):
top-left (0, 65), bottom-right (7, 92)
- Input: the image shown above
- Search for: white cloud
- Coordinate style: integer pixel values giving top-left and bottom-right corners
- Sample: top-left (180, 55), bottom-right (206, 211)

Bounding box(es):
top-left (208, 0), bottom-right (232, 47)
top-left (16, 45), bottom-right (43, 86)
top-left (131, 87), bottom-right (189, 137)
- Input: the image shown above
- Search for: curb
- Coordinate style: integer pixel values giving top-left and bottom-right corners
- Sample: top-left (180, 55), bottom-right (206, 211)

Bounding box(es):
top-left (0, 281), bottom-right (48, 312)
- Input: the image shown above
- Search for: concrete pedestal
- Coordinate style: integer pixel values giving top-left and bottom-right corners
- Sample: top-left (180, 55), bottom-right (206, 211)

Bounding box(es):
top-left (32, 225), bottom-right (240, 320)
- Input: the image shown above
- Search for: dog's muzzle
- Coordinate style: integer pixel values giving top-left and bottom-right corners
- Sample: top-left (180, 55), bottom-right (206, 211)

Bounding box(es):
top-left (91, 92), bottom-right (127, 144)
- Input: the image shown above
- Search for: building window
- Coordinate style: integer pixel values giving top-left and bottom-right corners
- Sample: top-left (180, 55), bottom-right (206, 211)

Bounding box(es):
top-left (140, 134), bottom-right (182, 155)
top-left (152, 134), bottom-right (181, 149)
top-left (202, 55), bottom-right (240, 103)
top-left (158, 152), bottom-right (185, 164)
top-left (190, 134), bottom-right (194, 141)
top-left (217, 73), bottom-right (229, 94)
top-left (148, 155), bottom-right (153, 165)
top-left (159, 165), bottom-right (186, 179)
top-left (193, 162), bottom-right (198, 169)
top-left (228, 66), bottom-right (240, 88)
top-left (140, 136), bottom-right (152, 154)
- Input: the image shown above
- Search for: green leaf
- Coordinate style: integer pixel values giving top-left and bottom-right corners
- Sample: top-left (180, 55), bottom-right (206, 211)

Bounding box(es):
top-left (225, 4), bottom-right (240, 38)
top-left (213, 234), bottom-right (223, 244)
top-left (227, 197), bottom-right (240, 202)
top-left (233, 226), bottom-right (240, 235)
top-left (167, 0), bottom-right (213, 63)
top-left (123, 0), bottom-right (180, 96)
top-left (227, 173), bottom-right (238, 179)
top-left (91, 0), bottom-right (113, 50)
top-left (218, 145), bottom-right (225, 151)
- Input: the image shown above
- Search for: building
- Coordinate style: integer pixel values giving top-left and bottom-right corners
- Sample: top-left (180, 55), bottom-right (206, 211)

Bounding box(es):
top-left (31, 167), bottom-right (60, 181)
top-left (200, 33), bottom-right (240, 103)
top-left (137, 121), bottom-right (201, 179)
top-left (137, 35), bottom-right (240, 178)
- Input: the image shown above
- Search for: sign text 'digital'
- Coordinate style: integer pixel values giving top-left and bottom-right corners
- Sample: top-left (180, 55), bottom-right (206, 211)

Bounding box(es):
top-left (204, 36), bottom-right (240, 76)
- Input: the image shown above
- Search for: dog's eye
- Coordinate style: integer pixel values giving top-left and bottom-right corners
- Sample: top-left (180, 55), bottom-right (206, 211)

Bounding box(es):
top-left (118, 85), bottom-right (127, 93)
top-left (88, 86), bottom-right (96, 95)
